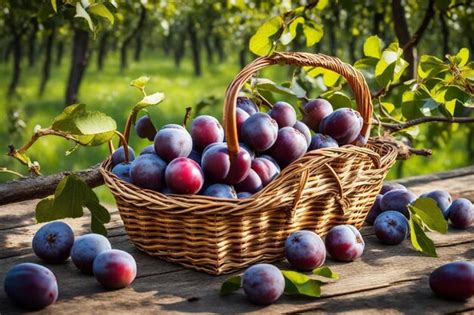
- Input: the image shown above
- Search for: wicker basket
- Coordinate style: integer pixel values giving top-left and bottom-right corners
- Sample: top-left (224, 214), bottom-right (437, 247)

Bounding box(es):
top-left (101, 52), bottom-right (398, 275)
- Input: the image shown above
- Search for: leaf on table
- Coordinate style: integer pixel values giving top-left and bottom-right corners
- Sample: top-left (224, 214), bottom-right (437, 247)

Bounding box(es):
top-left (312, 266), bottom-right (340, 281)
top-left (282, 270), bottom-right (322, 297)
top-left (220, 275), bottom-right (242, 296)
top-left (409, 198), bottom-right (448, 234)
top-left (408, 214), bottom-right (437, 257)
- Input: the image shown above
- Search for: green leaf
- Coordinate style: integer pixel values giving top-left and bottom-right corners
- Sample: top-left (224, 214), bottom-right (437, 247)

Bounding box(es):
top-left (249, 16), bottom-right (283, 56)
top-left (302, 21), bottom-right (323, 47)
top-left (455, 48), bottom-right (469, 67)
top-left (375, 61), bottom-right (395, 88)
top-left (418, 55), bottom-right (448, 79)
top-left (312, 267), bottom-right (339, 281)
top-left (316, 0), bottom-right (329, 10)
top-left (130, 76), bottom-right (150, 90)
top-left (381, 102), bottom-right (395, 113)
top-left (75, 2), bottom-right (94, 31)
top-left (52, 104), bottom-right (117, 146)
top-left (408, 215), bottom-right (437, 257)
top-left (363, 35), bottom-right (382, 59)
top-left (282, 270), bottom-right (321, 297)
top-left (281, 17), bottom-right (304, 45)
top-left (88, 3), bottom-right (114, 25)
top-left (254, 78), bottom-right (297, 97)
top-left (304, 67), bottom-right (341, 87)
top-left (134, 92), bottom-right (166, 111)
top-left (324, 91), bottom-right (353, 109)
top-left (220, 275), bottom-right (241, 296)
top-left (354, 57), bottom-right (378, 70)
top-left (51, 0), bottom-right (57, 12)
top-left (35, 175), bottom-right (111, 235)
top-left (409, 198), bottom-right (448, 234)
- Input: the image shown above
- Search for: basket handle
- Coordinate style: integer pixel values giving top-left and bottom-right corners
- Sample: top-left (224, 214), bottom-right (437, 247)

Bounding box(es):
top-left (223, 52), bottom-right (373, 158)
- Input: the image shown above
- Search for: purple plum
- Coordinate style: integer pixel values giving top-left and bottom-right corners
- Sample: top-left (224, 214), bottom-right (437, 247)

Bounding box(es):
top-left (93, 249), bottom-right (137, 290)
top-left (32, 221), bottom-right (74, 264)
top-left (380, 189), bottom-right (417, 218)
top-left (374, 211), bottom-right (409, 245)
top-left (429, 261), bottom-right (474, 300)
top-left (284, 230), bottom-right (326, 270)
top-left (71, 234), bottom-right (112, 274)
top-left (242, 264), bottom-right (285, 305)
top-left (325, 225), bottom-right (365, 261)
top-left (447, 198), bottom-right (473, 229)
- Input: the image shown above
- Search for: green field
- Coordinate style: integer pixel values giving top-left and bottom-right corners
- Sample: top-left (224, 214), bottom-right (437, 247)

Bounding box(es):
top-left (1, 52), bottom-right (472, 202)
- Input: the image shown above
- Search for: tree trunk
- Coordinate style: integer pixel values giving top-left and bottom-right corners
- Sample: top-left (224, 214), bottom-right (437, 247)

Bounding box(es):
top-left (28, 20), bottom-right (38, 68)
top-left (328, 4), bottom-right (339, 56)
top-left (97, 32), bottom-right (109, 71)
top-left (187, 17), bottom-right (202, 76)
top-left (239, 47), bottom-right (246, 69)
top-left (439, 13), bottom-right (450, 56)
top-left (391, 0), bottom-right (415, 78)
top-left (39, 28), bottom-right (55, 96)
top-left (372, 9), bottom-right (384, 37)
top-left (56, 41), bottom-right (64, 66)
top-left (203, 35), bottom-right (213, 65)
top-left (3, 38), bottom-right (12, 63)
top-left (65, 30), bottom-right (90, 105)
top-left (214, 35), bottom-right (225, 62)
top-left (120, 4), bottom-right (146, 72)
top-left (7, 32), bottom-right (22, 98)
top-left (134, 34), bottom-right (142, 62)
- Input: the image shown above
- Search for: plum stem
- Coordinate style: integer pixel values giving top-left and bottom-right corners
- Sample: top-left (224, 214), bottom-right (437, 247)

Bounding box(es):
top-left (182, 107), bottom-right (192, 128)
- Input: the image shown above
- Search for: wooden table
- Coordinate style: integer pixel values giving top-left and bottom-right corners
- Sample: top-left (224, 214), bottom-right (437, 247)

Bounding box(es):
top-left (1, 167), bottom-right (473, 314)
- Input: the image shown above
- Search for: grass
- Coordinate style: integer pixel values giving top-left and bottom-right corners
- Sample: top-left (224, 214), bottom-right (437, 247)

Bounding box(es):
top-left (0, 50), bottom-right (472, 202)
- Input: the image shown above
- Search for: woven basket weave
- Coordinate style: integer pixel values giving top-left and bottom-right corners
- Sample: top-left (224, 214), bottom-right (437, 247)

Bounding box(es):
top-left (101, 52), bottom-right (398, 275)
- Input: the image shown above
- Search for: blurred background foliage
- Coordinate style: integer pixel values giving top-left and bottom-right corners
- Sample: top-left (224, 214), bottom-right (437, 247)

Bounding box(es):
top-left (0, 0), bottom-right (473, 202)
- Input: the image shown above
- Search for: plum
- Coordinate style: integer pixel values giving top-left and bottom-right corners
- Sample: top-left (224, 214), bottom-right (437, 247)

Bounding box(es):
top-left (242, 264), bottom-right (285, 305)
top-left (447, 198), bottom-right (473, 229)
top-left (188, 149), bottom-right (202, 165)
top-left (130, 154), bottom-right (167, 191)
top-left (325, 225), bottom-right (365, 261)
top-left (237, 192), bottom-right (252, 199)
top-left (429, 261), bottom-right (474, 300)
top-left (269, 101), bottom-right (297, 128)
top-left (191, 115), bottom-right (224, 151)
top-left (202, 183), bottom-right (237, 199)
top-left (308, 133), bottom-right (339, 150)
top-left (420, 190), bottom-right (452, 218)
top-left (154, 124), bottom-right (192, 162)
top-left (236, 107), bottom-right (250, 137)
top-left (380, 182), bottom-right (407, 195)
top-left (135, 115), bottom-right (157, 141)
top-left (284, 230), bottom-right (326, 270)
top-left (365, 194), bottom-right (383, 226)
top-left (201, 143), bottom-right (251, 184)
top-left (380, 189), bottom-right (417, 218)
top-left (239, 142), bottom-right (255, 159)
top-left (111, 146), bottom-right (136, 166)
top-left (267, 127), bottom-right (308, 167)
top-left (139, 144), bottom-right (155, 155)
top-left (319, 108), bottom-right (362, 145)
top-left (241, 113), bottom-right (278, 152)
top-left (165, 157), bottom-right (204, 194)
top-left (251, 156), bottom-right (280, 187)
top-left (236, 96), bottom-right (259, 115)
top-left (302, 98), bottom-right (333, 131)
top-left (111, 162), bottom-right (131, 183)
top-left (93, 249), bottom-right (137, 290)
top-left (32, 221), bottom-right (74, 264)
top-left (4, 263), bottom-right (58, 310)
top-left (293, 121), bottom-right (311, 148)
top-left (234, 169), bottom-right (263, 194)
top-left (71, 234), bottom-right (112, 274)
top-left (374, 211), bottom-right (409, 245)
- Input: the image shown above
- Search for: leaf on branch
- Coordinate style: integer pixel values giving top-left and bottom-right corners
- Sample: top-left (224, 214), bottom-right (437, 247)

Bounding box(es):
top-left (36, 175), bottom-right (111, 235)
top-left (321, 91), bottom-right (353, 109)
top-left (88, 3), bottom-right (114, 25)
top-left (363, 35), bottom-right (382, 59)
top-left (418, 55), bottom-right (448, 79)
top-left (282, 270), bottom-right (322, 297)
top-left (249, 16), bottom-right (283, 56)
top-left (52, 104), bottom-right (117, 146)
top-left (134, 92), bottom-right (166, 111)
top-left (454, 47), bottom-right (469, 67)
top-left (220, 275), bottom-right (241, 296)
top-left (51, 0), bottom-right (57, 12)
top-left (253, 78), bottom-right (297, 97)
top-left (302, 21), bottom-right (323, 47)
top-left (75, 2), bottom-right (94, 31)
top-left (375, 43), bottom-right (408, 88)
top-left (281, 17), bottom-right (304, 45)
top-left (304, 67), bottom-right (341, 87)
top-left (130, 76), bottom-right (150, 91)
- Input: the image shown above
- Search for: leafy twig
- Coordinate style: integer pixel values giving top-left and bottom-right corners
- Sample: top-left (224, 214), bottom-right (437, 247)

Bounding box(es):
top-left (380, 116), bottom-right (474, 132)
top-left (0, 167), bottom-right (24, 178)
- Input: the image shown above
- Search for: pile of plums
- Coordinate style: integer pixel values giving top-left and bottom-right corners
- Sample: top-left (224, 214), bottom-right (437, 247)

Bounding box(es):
top-left (3, 221), bottom-right (136, 310)
top-left (111, 97), bottom-right (365, 198)
top-left (366, 183), bottom-right (473, 245)
top-left (240, 224), bottom-right (365, 305)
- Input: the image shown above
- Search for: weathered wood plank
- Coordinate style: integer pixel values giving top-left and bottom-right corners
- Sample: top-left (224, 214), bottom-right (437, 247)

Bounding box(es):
top-left (0, 167), bottom-right (472, 313)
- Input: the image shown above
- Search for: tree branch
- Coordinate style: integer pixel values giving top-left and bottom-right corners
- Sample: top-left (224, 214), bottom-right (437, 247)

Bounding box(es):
top-left (402, 0), bottom-right (435, 51)
top-left (0, 164), bottom-right (103, 206)
top-left (380, 116), bottom-right (474, 132)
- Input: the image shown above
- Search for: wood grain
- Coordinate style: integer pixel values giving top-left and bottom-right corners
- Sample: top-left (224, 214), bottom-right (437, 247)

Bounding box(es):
top-left (0, 167), bottom-right (472, 313)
